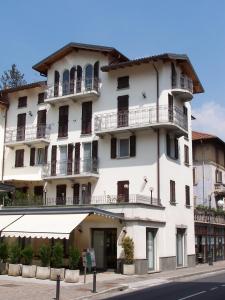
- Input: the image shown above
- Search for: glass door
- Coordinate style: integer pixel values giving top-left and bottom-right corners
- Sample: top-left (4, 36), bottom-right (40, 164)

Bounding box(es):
top-left (176, 228), bottom-right (185, 267)
top-left (92, 230), bottom-right (105, 269)
top-left (83, 143), bottom-right (91, 172)
top-left (146, 229), bottom-right (156, 271)
top-left (59, 145), bottom-right (67, 175)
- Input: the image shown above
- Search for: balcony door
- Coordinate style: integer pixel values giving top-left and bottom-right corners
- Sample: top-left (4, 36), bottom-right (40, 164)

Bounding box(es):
top-left (56, 184), bottom-right (66, 205)
top-left (83, 143), bottom-right (91, 172)
top-left (117, 181), bottom-right (129, 203)
top-left (59, 145), bottom-right (67, 175)
top-left (37, 110), bottom-right (46, 138)
top-left (81, 102), bottom-right (92, 134)
top-left (17, 113), bottom-right (26, 141)
top-left (117, 95), bottom-right (129, 128)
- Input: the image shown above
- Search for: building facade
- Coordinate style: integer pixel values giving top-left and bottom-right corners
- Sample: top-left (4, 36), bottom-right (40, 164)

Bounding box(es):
top-left (193, 131), bottom-right (225, 263)
top-left (0, 43), bottom-right (204, 273)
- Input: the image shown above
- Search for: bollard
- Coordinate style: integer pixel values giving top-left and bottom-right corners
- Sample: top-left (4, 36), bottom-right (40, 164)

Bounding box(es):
top-left (92, 270), bottom-right (97, 293)
top-left (56, 274), bottom-right (60, 300)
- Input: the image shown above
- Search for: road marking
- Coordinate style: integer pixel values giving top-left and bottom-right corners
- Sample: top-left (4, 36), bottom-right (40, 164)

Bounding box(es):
top-left (210, 287), bottom-right (218, 291)
top-left (177, 291), bottom-right (206, 300)
top-left (221, 284), bottom-right (225, 287)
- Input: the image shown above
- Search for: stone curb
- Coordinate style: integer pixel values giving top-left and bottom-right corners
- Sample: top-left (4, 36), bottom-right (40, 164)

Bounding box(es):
top-left (168, 267), bottom-right (225, 281)
top-left (74, 284), bottom-right (128, 300)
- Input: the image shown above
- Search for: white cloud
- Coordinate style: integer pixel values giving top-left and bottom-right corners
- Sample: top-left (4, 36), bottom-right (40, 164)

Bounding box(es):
top-left (192, 101), bottom-right (225, 141)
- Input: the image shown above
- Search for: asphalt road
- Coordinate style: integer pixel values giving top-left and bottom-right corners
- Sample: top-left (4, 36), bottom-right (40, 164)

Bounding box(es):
top-left (107, 272), bottom-right (225, 300)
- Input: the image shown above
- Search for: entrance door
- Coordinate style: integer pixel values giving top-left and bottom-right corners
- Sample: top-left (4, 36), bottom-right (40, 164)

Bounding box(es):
top-left (146, 228), bottom-right (156, 271)
top-left (56, 184), bottom-right (66, 205)
top-left (92, 229), bottom-right (117, 270)
top-left (176, 228), bottom-right (185, 267)
top-left (59, 146), bottom-right (67, 175)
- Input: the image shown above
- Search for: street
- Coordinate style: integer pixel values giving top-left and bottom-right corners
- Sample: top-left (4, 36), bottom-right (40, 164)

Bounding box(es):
top-left (106, 272), bottom-right (225, 300)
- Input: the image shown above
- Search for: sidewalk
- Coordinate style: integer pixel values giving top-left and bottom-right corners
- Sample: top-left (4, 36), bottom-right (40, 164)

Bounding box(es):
top-left (0, 261), bottom-right (225, 300)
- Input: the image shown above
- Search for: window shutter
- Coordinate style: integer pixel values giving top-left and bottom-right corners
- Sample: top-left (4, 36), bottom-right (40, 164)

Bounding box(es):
top-left (67, 143), bottom-right (73, 175)
top-left (184, 145), bottom-right (189, 165)
top-left (44, 146), bottom-right (48, 164)
top-left (174, 138), bottom-right (179, 159)
top-left (111, 137), bottom-right (117, 159)
top-left (51, 145), bottom-right (57, 176)
top-left (58, 105), bottom-right (69, 138)
top-left (87, 182), bottom-right (92, 203)
top-left (166, 134), bottom-right (171, 156)
top-left (92, 140), bottom-right (98, 159)
top-left (74, 142), bottom-right (80, 173)
top-left (81, 101), bottom-right (92, 134)
top-left (185, 185), bottom-right (190, 206)
top-left (130, 135), bottom-right (136, 157)
top-left (30, 148), bottom-right (35, 166)
top-left (73, 183), bottom-right (80, 204)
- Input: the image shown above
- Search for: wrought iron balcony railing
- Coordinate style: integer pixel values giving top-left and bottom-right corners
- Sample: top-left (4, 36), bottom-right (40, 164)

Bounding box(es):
top-left (3, 194), bottom-right (161, 207)
top-left (172, 74), bottom-right (193, 93)
top-left (42, 158), bottom-right (99, 178)
top-left (5, 124), bottom-right (51, 144)
top-left (194, 209), bottom-right (225, 225)
top-left (46, 78), bottom-right (100, 99)
top-left (94, 105), bottom-right (188, 133)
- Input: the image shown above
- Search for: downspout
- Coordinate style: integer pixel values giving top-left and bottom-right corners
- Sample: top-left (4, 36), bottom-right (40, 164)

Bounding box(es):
top-left (201, 139), bottom-right (205, 205)
top-left (1, 106), bottom-right (8, 183)
top-left (153, 63), bottom-right (160, 204)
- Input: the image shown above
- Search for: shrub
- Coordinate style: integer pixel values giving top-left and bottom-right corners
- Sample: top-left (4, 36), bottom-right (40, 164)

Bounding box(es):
top-left (21, 245), bottom-right (33, 265)
top-left (68, 247), bottom-right (80, 270)
top-left (0, 242), bottom-right (8, 263)
top-left (9, 243), bottom-right (21, 264)
top-left (39, 244), bottom-right (51, 267)
top-left (122, 236), bottom-right (134, 265)
top-left (51, 242), bottom-right (64, 268)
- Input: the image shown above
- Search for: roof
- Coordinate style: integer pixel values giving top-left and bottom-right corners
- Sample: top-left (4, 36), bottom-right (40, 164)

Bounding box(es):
top-left (192, 131), bottom-right (225, 148)
top-left (101, 53), bottom-right (204, 94)
top-left (33, 42), bottom-right (129, 75)
top-left (0, 81), bottom-right (47, 95)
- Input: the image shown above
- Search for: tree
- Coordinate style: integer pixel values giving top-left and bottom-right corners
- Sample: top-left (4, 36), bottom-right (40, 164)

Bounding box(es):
top-left (0, 64), bottom-right (26, 89)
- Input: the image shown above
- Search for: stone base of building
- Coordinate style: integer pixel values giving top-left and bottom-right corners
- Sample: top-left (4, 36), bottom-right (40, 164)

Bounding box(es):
top-left (160, 255), bottom-right (196, 271)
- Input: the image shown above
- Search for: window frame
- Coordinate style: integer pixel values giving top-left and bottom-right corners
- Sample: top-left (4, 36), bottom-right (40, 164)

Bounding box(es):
top-left (15, 149), bottom-right (24, 168)
top-left (117, 76), bottom-right (129, 90)
top-left (18, 96), bottom-right (27, 108)
top-left (170, 180), bottom-right (176, 204)
top-left (118, 138), bottom-right (130, 158)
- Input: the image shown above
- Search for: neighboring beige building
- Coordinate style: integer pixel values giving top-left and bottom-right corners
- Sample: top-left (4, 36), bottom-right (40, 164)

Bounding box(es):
top-left (0, 42), bottom-right (204, 274)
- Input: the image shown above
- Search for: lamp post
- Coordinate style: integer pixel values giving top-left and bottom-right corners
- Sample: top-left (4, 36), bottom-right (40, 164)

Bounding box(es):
top-left (149, 187), bottom-right (154, 204)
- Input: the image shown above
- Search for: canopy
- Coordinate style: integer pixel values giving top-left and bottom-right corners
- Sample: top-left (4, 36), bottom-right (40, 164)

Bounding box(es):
top-left (1, 213), bottom-right (89, 239)
top-left (0, 215), bottom-right (23, 231)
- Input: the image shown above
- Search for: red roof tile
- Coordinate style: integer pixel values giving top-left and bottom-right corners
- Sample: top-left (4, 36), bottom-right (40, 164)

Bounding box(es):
top-left (192, 131), bottom-right (216, 141)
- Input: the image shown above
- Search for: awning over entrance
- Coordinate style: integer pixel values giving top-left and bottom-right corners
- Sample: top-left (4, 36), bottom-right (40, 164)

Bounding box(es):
top-left (0, 215), bottom-right (23, 232)
top-left (1, 213), bottom-right (89, 239)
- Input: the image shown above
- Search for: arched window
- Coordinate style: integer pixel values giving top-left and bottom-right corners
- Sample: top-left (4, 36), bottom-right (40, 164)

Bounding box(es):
top-left (94, 61), bottom-right (99, 91)
top-left (62, 69), bottom-right (69, 95)
top-left (54, 71), bottom-right (60, 97)
top-left (70, 67), bottom-right (76, 94)
top-left (76, 65), bottom-right (82, 93)
top-left (85, 64), bottom-right (93, 91)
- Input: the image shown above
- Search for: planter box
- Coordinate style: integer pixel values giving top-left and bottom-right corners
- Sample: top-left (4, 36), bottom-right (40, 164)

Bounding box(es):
top-left (22, 265), bottom-right (37, 278)
top-left (64, 269), bottom-right (80, 283)
top-left (36, 266), bottom-right (51, 280)
top-left (0, 262), bottom-right (7, 275)
top-left (50, 268), bottom-right (65, 281)
top-left (8, 264), bottom-right (22, 276)
top-left (123, 264), bottom-right (135, 275)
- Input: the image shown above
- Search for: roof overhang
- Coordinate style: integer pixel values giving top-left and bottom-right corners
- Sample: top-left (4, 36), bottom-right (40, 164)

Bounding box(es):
top-left (101, 53), bottom-right (204, 94)
top-left (32, 42), bottom-right (129, 75)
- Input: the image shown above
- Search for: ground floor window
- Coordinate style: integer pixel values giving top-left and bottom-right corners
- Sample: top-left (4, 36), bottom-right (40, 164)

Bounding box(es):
top-left (146, 228), bottom-right (157, 271)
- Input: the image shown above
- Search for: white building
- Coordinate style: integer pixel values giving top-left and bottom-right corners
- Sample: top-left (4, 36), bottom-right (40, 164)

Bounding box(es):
top-left (0, 43), bottom-right (204, 274)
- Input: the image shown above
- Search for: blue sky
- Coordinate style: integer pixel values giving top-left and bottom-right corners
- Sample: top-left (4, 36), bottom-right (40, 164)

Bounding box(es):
top-left (0, 0), bottom-right (225, 136)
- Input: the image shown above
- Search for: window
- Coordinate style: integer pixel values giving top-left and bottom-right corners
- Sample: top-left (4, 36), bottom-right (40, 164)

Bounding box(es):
top-left (193, 167), bottom-right (197, 185)
top-left (184, 145), bottom-right (189, 166)
top-left (170, 180), bottom-right (176, 204)
top-left (38, 92), bottom-right (45, 104)
top-left (58, 105), bottom-right (69, 138)
top-left (15, 149), bottom-right (24, 167)
top-left (76, 65), bottom-right (82, 93)
top-left (34, 186), bottom-right (43, 198)
top-left (93, 61), bottom-right (99, 91)
top-left (185, 185), bottom-right (190, 206)
top-left (54, 71), bottom-right (60, 97)
top-left (85, 64), bottom-right (93, 90)
top-left (36, 148), bottom-right (45, 165)
top-left (117, 76), bottom-right (129, 89)
top-left (18, 96), bottom-right (27, 108)
top-left (111, 136), bottom-right (136, 159)
top-left (62, 70), bottom-right (70, 95)
top-left (56, 184), bottom-right (67, 205)
top-left (215, 169), bottom-right (222, 183)
top-left (70, 67), bottom-right (76, 94)
top-left (166, 134), bottom-right (179, 160)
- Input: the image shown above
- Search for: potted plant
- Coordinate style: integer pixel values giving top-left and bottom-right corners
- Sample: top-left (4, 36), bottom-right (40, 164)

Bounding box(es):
top-left (0, 241), bottom-right (8, 274)
top-left (50, 242), bottom-right (65, 280)
top-left (65, 247), bottom-right (80, 283)
top-left (8, 243), bottom-right (21, 276)
top-left (122, 236), bottom-right (135, 275)
top-left (36, 244), bottom-right (51, 279)
top-left (21, 245), bottom-right (36, 278)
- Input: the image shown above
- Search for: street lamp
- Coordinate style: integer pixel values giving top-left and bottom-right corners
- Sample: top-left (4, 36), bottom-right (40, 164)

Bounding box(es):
top-left (208, 192), bottom-right (224, 266)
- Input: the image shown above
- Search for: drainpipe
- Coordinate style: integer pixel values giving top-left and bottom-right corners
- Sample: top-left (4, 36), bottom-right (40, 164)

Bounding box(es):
top-left (201, 139), bottom-right (205, 205)
top-left (1, 106), bottom-right (8, 183)
top-left (153, 63), bottom-right (160, 203)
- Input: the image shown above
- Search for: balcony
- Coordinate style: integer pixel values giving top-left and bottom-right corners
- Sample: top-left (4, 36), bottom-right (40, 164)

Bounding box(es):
top-left (171, 74), bottom-right (193, 101)
top-left (45, 78), bottom-right (100, 105)
top-left (42, 158), bottom-right (99, 180)
top-left (3, 165), bottom-right (46, 182)
top-left (2, 194), bottom-right (161, 207)
top-left (195, 209), bottom-right (225, 225)
top-left (94, 105), bottom-right (188, 136)
top-left (214, 183), bottom-right (225, 196)
top-left (5, 125), bottom-right (51, 148)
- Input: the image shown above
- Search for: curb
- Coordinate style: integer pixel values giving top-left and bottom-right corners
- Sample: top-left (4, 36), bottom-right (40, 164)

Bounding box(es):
top-left (168, 267), bottom-right (225, 281)
top-left (75, 284), bottom-right (129, 299)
